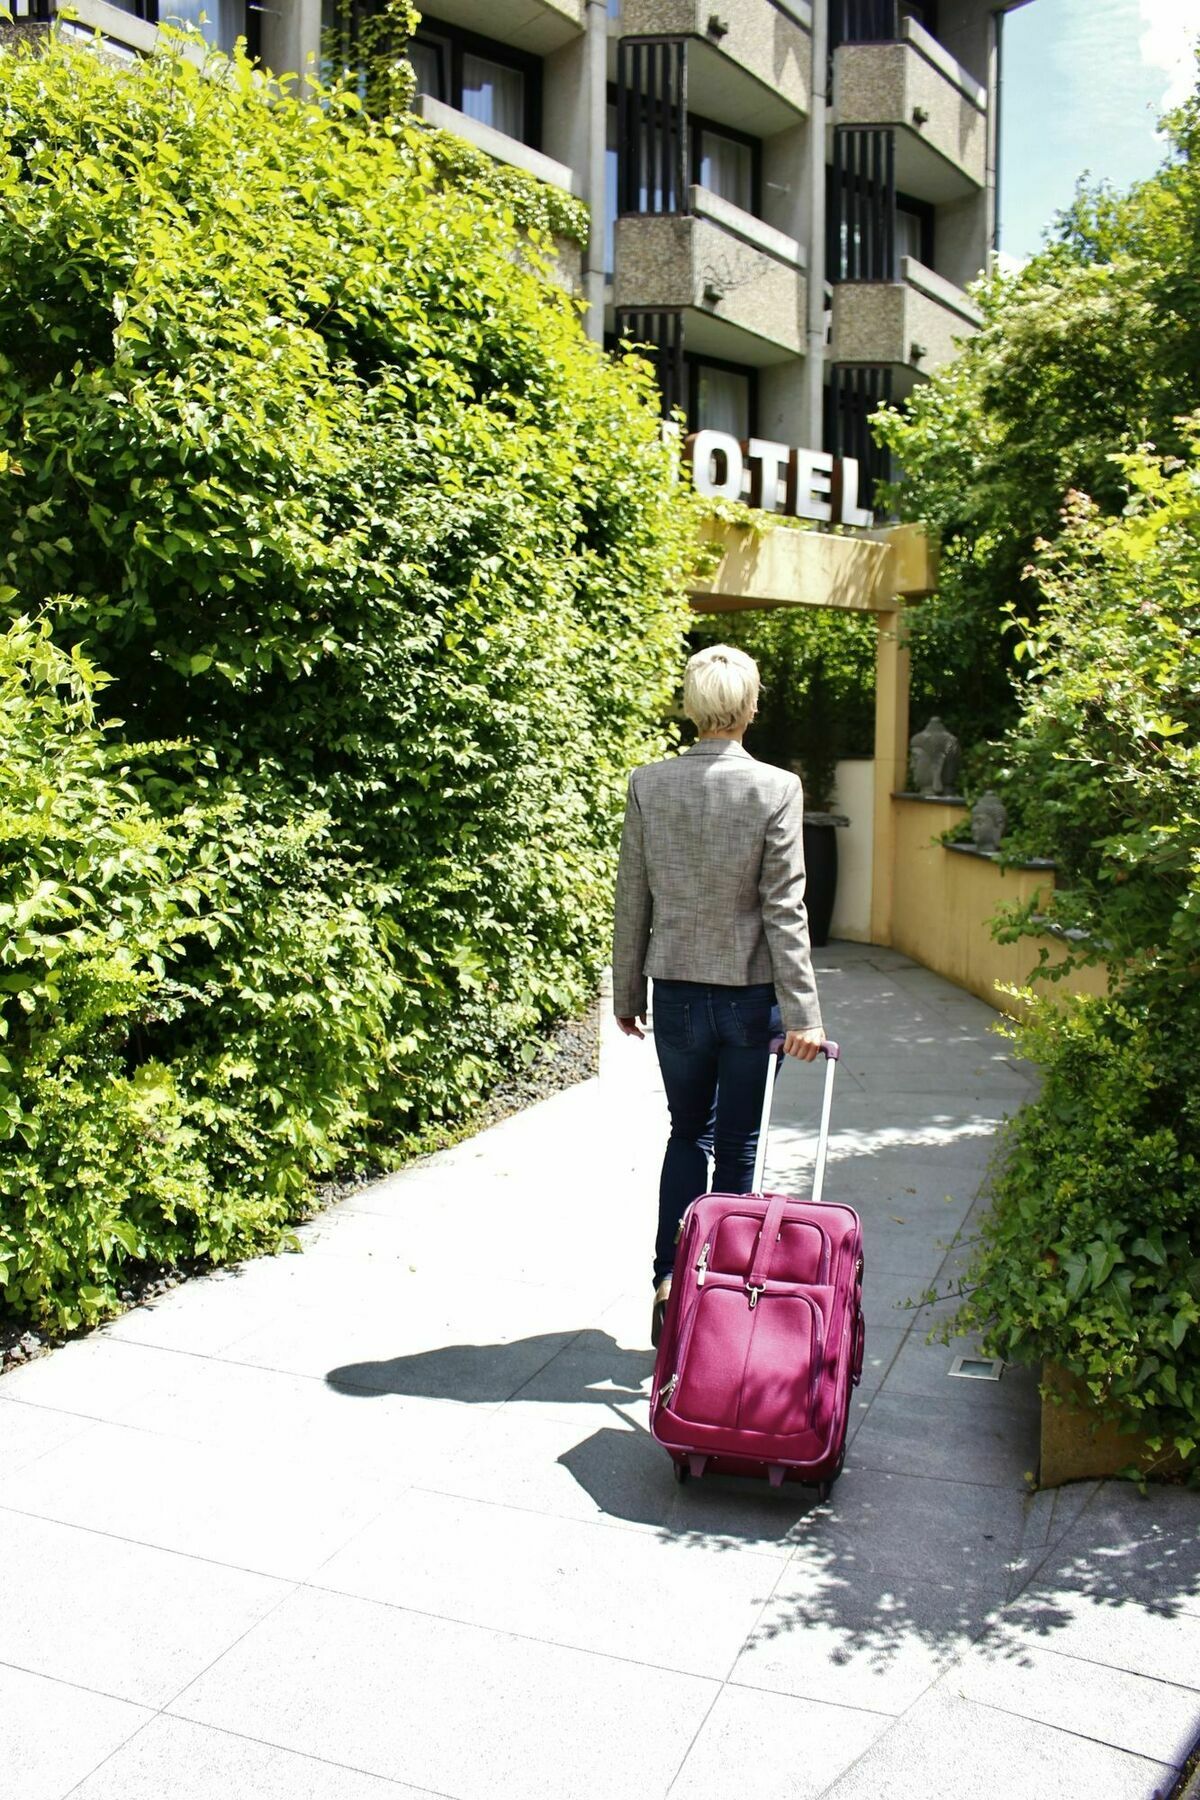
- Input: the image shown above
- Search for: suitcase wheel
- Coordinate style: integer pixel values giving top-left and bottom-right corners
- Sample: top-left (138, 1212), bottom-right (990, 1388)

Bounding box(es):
top-left (815, 1479), bottom-right (832, 1503)
top-left (672, 1458), bottom-right (689, 1485)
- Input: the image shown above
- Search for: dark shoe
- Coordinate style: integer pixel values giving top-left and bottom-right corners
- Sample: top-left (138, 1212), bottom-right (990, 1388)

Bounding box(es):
top-left (651, 1276), bottom-right (673, 1349)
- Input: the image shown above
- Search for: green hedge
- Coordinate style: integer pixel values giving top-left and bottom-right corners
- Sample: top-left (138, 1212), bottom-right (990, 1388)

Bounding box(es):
top-left (0, 34), bottom-right (697, 1329)
top-left (949, 430), bottom-right (1200, 1465)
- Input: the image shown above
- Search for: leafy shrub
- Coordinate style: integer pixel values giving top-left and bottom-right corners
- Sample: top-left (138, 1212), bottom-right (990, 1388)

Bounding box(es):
top-left (874, 67), bottom-right (1200, 744)
top-left (0, 613), bottom-right (401, 1328)
top-left (951, 996), bottom-right (1200, 1465)
top-left (0, 34), bottom-right (696, 1330)
top-left (689, 601), bottom-right (875, 804)
top-left (950, 427), bottom-right (1200, 1461)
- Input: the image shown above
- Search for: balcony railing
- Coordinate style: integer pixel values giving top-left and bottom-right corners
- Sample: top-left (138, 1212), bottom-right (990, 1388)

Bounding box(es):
top-left (830, 0), bottom-right (901, 45)
top-left (828, 127), bottom-right (896, 283)
top-left (616, 36), bottom-right (689, 218)
top-left (826, 364), bottom-right (893, 512)
top-left (613, 309), bottom-right (686, 419)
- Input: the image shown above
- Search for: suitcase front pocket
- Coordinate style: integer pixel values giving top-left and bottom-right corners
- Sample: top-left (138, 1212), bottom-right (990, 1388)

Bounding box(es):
top-left (710, 1208), bottom-right (830, 1285)
top-left (670, 1284), bottom-right (822, 1438)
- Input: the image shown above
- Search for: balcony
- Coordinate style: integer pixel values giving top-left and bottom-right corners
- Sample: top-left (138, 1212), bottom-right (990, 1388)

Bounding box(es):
top-left (412, 94), bottom-right (578, 193)
top-left (613, 186), bottom-right (806, 361)
top-left (829, 255), bottom-right (981, 380)
top-left (612, 0), bottom-right (811, 133)
top-left (426, 0), bottom-right (584, 54)
top-left (833, 16), bottom-right (987, 200)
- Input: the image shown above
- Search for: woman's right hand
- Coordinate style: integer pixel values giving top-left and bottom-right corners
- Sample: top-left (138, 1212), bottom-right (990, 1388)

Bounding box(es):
top-left (783, 1028), bottom-right (824, 1062)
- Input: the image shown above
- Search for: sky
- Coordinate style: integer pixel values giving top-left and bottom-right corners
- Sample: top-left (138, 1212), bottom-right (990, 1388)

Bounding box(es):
top-left (999, 0), bottom-right (1198, 262)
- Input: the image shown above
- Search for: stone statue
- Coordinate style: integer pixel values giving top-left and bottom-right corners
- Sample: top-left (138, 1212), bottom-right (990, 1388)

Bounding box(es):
top-left (909, 716), bottom-right (962, 797)
top-left (970, 791), bottom-right (1007, 853)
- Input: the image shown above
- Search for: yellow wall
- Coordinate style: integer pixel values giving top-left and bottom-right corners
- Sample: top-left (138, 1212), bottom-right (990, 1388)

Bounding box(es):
top-left (889, 798), bottom-right (1109, 1014)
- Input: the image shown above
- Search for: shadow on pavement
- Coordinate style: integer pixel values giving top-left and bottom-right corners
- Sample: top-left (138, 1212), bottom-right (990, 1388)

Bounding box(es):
top-left (326, 1328), bottom-right (646, 1405)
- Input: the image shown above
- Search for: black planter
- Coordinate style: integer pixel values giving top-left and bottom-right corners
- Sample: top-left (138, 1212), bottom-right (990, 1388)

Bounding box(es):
top-left (802, 816), bottom-right (846, 949)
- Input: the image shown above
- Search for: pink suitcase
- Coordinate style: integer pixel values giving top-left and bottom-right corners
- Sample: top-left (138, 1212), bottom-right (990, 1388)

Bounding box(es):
top-left (650, 1039), bottom-right (864, 1499)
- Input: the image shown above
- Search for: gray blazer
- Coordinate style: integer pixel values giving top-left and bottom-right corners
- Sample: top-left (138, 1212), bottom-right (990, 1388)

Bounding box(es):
top-left (612, 738), bottom-right (822, 1034)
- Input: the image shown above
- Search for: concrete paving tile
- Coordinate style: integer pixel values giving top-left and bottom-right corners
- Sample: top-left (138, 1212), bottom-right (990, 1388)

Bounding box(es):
top-left (671, 1683), bottom-right (890, 1799)
top-left (423, 1403), bottom-right (820, 1554)
top-left (498, 1330), bottom-right (653, 1416)
top-left (0, 1418), bottom-right (397, 1581)
top-left (1028, 1483), bottom-right (1200, 1618)
top-left (786, 1465), bottom-right (1030, 1598)
top-left (948, 1640), bottom-right (1200, 1764)
top-left (881, 1319), bottom-right (1042, 1414)
top-left (291, 1205), bottom-right (628, 1294)
top-left (0, 1395), bottom-right (94, 1472)
top-left (69, 1716), bottom-right (428, 1799)
top-left (819, 1686), bottom-right (1176, 1800)
top-left (838, 1058), bottom-right (1031, 1100)
top-left (848, 1388), bottom-right (1039, 1488)
top-left (170, 1583), bottom-right (717, 1800)
top-left (315, 1486), bottom-right (782, 1677)
top-left (985, 1579), bottom-right (1200, 1688)
top-left (852, 1325), bottom-right (907, 1404)
top-left (859, 1262), bottom-right (940, 1329)
top-left (101, 1352), bottom-right (481, 1482)
top-left (0, 1509), bottom-right (288, 1706)
top-left (0, 1663), bottom-right (151, 1800)
top-left (731, 1580), bottom-right (969, 1716)
top-left (0, 1337), bottom-right (191, 1419)
top-left (229, 1271), bottom-right (613, 1390)
top-left (98, 1263), bottom-right (297, 1355)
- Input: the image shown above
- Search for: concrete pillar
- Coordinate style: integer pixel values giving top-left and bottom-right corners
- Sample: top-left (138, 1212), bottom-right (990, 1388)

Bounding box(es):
top-left (803, 0), bottom-right (828, 449)
top-left (582, 0), bottom-right (609, 339)
top-left (869, 604), bottom-right (911, 947)
top-left (260, 0), bottom-right (322, 87)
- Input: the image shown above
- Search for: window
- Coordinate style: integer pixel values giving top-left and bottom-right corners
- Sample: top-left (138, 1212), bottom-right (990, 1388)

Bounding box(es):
top-left (408, 15), bottom-right (541, 147)
top-left (688, 358), bottom-right (756, 439)
top-left (894, 207), bottom-right (922, 272)
top-left (695, 127), bottom-right (756, 214)
top-left (159, 0), bottom-right (242, 49)
top-left (408, 35), bottom-right (448, 103)
top-left (462, 52), bottom-right (525, 138)
top-left (895, 193), bottom-right (934, 275)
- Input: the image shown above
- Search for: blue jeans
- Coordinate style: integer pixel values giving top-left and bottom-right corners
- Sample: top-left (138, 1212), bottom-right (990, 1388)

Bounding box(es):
top-left (651, 979), bottom-right (782, 1286)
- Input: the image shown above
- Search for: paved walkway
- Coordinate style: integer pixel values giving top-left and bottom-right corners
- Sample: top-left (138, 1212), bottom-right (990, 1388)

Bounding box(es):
top-left (2, 944), bottom-right (1198, 1800)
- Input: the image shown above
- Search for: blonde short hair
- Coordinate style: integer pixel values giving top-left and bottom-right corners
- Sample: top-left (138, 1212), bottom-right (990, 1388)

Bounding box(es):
top-left (682, 644), bottom-right (760, 736)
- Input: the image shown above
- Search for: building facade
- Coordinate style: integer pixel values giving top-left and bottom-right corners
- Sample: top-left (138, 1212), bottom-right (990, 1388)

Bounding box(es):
top-left (391, 0), bottom-right (1032, 511)
top-left (11, 0), bottom-right (1030, 512)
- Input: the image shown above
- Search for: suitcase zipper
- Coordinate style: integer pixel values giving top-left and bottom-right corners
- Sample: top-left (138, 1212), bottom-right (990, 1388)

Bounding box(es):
top-left (659, 1372), bottom-right (678, 1406)
top-left (695, 1242), bottom-right (710, 1286)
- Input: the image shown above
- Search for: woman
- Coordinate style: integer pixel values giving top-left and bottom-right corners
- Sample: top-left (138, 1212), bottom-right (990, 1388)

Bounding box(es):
top-left (612, 644), bottom-right (825, 1345)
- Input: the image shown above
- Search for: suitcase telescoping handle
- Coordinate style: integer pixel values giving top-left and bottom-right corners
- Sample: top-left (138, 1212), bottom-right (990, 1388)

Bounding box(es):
top-left (750, 1036), bottom-right (840, 1203)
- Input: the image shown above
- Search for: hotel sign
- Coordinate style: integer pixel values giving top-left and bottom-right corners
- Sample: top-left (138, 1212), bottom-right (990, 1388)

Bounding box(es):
top-left (686, 430), bottom-right (874, 529)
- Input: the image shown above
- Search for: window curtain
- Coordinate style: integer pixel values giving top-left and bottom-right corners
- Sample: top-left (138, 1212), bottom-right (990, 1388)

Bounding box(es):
top-left (696, 366), bottom-right (751, 440)
top-left (159, 0), bottom-right (241, 49)
top-left (698, 131), bottom-right (753, 214)
top-left (462, 53), bottom-right (525, 139)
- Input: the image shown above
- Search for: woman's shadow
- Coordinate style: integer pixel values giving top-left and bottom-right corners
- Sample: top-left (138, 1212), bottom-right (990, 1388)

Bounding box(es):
top-left (326, 1329), bottom-right (820, 1542)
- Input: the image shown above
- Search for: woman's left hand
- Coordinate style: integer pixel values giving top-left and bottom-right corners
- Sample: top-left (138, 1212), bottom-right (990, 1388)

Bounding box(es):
top-left (783, 1028), bottom-right (824, 1062)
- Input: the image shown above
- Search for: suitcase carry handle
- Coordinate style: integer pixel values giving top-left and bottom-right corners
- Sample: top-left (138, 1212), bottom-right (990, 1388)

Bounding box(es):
top-left (750, 1036), bottom-right (839, 1206)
